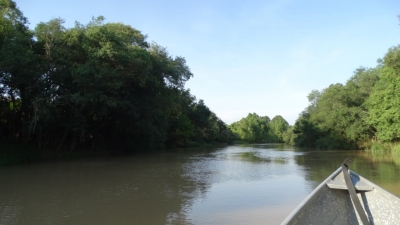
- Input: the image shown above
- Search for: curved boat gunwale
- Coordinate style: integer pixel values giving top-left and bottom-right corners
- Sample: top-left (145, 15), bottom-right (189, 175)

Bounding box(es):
top-left (281, 167), bottom-right (400, 225)
top-left (281, 167), bottom-right (342, 224)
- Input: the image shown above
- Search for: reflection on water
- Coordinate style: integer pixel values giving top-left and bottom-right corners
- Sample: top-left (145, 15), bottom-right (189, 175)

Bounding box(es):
top-left (0, 144), bottom-right (399, 225)
top-left (294, 149), bottom-right (400, 196)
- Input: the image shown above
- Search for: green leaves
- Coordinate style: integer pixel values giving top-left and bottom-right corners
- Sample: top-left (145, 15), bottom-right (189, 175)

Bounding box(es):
top-left (366, 46), bottom-right (400, 142)
top-left (286, 43), bottom-right (400, 149)
top-left (229, 114), bottom-right (291, 143)
top-left (269, 115), bottom-right (289, 143)
top-left (0, 0), bottom-right (40, 141)
top-left (149, 44), bottom-right (192, 89)
top-left (0, 1), bottom-right (226, 152)
top-left (229, 113), bottom-right (270, 143)
top-left (287, 66), bottom-right (381, 149)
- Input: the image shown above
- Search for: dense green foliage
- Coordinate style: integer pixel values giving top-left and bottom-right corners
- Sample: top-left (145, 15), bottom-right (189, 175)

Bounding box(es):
top-left (366, 46), bottom-right (400, 142)
top-left (285, 41), bottom-right (400, 151)
top-left (268, 115), bottom-right (289, 143)
top-left (3, 0), bottom-right (400, 161)
top-left (229, 113), bottom-right (289, 143)
top-left (229, 113), bottom-right (270, 143)
top-left (0, 0), bottom-right (230, 156)
top-left (282, 15), bottom-right (400, 152)
top-left (229, 18), bottom-right (400, 149)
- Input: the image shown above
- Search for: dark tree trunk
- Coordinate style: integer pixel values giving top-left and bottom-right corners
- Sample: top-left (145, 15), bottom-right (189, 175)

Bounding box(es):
top-left (70, 131), bottom-right (77, 152)
top-left (37, 127), bottom-right (43, 148)
top-left (57, 127), bottom-right (68, 152)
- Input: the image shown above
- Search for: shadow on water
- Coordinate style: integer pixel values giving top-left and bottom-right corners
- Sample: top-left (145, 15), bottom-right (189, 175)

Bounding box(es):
top-left (1, 144), bottom-right (399, 225)
top-left (0, 150), bottom-right (219, 225)
top-left (293, 148), bottom-right (400, 196)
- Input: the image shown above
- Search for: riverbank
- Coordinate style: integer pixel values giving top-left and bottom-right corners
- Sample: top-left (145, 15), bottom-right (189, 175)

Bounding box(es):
top-left (365, 141), bottom-right (400, 162)
top-left (0, 141), bottom-right (108, 166)
top-left (0, 142), bottom-right (42, 166)
top-left (5, 138), bottom-right (399, 167)
top-left (0, 140), bottom-right (231, 166)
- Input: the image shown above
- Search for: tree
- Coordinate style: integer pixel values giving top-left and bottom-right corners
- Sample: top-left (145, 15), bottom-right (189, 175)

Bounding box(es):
top-left (165, 89), bottom-right (195, 147)
top-left (282, 126), bottom-right (295, 145)
top-left (229, 113), bottom-right (269, 143)
top-left (288, 66), bottom-right (380, 149)
top-left (268, 115), bottom-right (289, 143)
top-left (291, 112), bottom-right (321, 148)
top-left (1, 0), bottom-right (231, 156)
top-left (29, 16), bottom-right (197, 151)
top-left (367, 46), bottom-right (400, 142)
top-left (0, 0), bottom-right (39, 141)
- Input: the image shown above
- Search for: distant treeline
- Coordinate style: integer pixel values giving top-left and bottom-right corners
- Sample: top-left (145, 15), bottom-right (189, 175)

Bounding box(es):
top-left (0, 0), bottom-right (233, 153)
top-left (229, 113), bottom-right (289, 143)
top-left (282, 21), bottom-right (400, 152)
top-left (5, 0), bottom-right (398, 157)
top-left (233, 18), bottom-right (400, 153)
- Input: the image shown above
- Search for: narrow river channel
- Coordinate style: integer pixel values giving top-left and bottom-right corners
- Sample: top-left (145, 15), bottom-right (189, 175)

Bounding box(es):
top-left (1, 144), bottom-right (400, 224)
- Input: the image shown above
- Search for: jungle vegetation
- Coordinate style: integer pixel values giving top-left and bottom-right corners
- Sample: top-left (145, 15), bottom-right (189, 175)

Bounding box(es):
top-left (0, 0), bottom-right (232, 160)
top-left (284, 42), bottom-right (400, 152)
top-left (2, 0), bottom-right (399, 165)
top-left (229, 113), bottom-right (289, 143)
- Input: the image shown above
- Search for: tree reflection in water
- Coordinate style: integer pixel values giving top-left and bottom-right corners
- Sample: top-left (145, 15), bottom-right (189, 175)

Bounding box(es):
top-left (0, 145), bottom-right (399, 225)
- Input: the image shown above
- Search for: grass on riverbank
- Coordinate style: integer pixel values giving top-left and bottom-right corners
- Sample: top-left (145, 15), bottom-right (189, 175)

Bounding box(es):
top-left (366, 142), bottom-right (400, 154)
top-left (365, 141), bottom-right (400, 165)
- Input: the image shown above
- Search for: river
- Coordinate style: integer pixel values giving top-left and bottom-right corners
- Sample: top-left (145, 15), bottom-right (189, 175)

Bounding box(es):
top-left (1, 144), bottom-right (400, 225)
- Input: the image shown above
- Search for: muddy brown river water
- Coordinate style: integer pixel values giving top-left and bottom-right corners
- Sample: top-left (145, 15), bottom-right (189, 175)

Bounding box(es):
top-left (1, 144), bottom-right (399, 224)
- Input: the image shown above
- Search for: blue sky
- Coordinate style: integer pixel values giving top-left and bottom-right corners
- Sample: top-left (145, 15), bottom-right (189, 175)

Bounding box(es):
top-left (15, 0), bottom-right (400, 124)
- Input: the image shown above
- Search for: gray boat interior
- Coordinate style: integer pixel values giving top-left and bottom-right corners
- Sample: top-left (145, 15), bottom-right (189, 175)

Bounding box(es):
top-left (281, 168), bottom-right (400, 225)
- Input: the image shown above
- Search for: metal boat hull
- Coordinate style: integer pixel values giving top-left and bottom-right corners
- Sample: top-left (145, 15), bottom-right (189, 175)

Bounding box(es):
top-left (282, 168), bottom-right (400, 225)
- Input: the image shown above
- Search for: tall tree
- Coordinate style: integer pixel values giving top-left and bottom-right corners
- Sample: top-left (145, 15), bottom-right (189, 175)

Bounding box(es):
top-left (289, 67), bottom-right (380, 149)
top-left (229, 113), bottom-right (269, 143)
top-left (0, 0), bottom-right (39, 141)
top-left (367, 46), bottom-right (400, 142)
top-left (0, 0), bottom-right (231, 155)
top-left (269, 115), bottom-right (289, 143)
